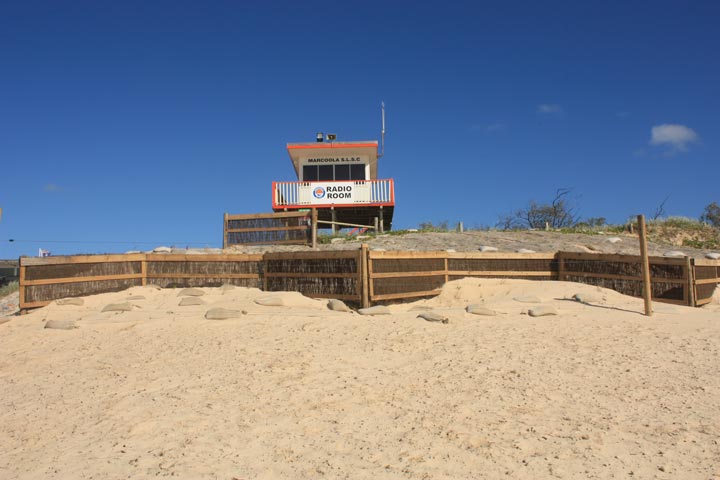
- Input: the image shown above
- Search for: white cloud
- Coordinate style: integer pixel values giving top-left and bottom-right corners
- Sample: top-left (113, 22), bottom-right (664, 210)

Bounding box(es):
top-left (44, 184), bottom-right (62, 192)
top-left (486, 123), bottom-right (506, 132)
top-left (537, 104), bottom-right (562, 114)
top-left (649, 124), bottom-right (699, 151)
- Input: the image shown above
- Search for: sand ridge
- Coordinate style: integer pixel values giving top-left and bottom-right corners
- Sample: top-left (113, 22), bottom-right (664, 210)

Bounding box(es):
top-left (0, 279), bottom-right (719, 479)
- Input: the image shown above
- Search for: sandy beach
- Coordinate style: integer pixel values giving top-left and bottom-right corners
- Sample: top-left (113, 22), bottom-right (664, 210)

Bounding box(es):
top-left (1, 279), bottom-right (718, 479)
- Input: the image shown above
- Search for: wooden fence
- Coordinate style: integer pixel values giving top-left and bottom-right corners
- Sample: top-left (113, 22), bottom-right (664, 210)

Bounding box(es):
top-left (693, 259), bottom-right (720, 306)
top-left (263, 247), bottom-right (366, 305)
top-left (223, 212), bottom-right (311, 247)
top-left (20, 253), bottom-right (262, 310)
top-left (367, 251), bottom-right (558, 302)
top-left (18, 249), bottom-right (719, 311)
top-left (558, 252), bottom-right (694, 306)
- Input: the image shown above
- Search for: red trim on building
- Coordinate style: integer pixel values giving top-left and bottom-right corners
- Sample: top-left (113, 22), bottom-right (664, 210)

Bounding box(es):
top-left (287, 143), bottom-right (378, 150)
top-left (273, 202), bottom-right (395, 211)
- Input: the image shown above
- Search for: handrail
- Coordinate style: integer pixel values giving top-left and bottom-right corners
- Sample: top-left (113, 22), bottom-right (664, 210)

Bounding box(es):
top-left (272, 179), bottom-right (395, 209)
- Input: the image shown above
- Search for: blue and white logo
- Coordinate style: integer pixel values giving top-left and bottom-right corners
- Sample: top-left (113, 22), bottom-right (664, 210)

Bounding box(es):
top-left (312, 186), bottom-right (326, 199)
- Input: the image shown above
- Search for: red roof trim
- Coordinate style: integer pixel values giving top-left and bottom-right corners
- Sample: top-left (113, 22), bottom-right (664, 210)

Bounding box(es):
top-left (287, 143), bottom-right (378, 150)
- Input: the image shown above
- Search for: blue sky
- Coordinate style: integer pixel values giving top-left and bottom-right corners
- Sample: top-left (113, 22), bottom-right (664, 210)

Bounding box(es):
top-left (1, 0), bottom-right (718, 257)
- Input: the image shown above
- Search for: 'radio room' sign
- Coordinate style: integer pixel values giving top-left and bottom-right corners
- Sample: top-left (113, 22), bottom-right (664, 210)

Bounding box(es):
top-left (309, 183), bottom-right (355, 204)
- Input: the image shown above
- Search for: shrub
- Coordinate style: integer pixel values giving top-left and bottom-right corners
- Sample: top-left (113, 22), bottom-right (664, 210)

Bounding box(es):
top-left (0, 280), bottom-right (19, 298)
top-left (418, 221), bottom-right (450, 232)
top-left (497, 188), bottom-right (578, 230)
top-left (700, 202), bottom-right (720, 227)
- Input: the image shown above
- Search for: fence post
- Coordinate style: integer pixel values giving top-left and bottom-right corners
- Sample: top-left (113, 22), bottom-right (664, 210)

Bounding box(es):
top-left (686, 256), bottom-right (696, 307)
top-left (444, 254), bottom-right (449, 284)
top-left (311, 208), bottom-right (318, 249)
top-left (223, 213), bottom-right (228, 249)
top-left (637, 214), bottom-right (653, 316)
top-left (18, 258), bottom-right (26, 313)
top-left (557, 252), bottom-right (565, 281)
top-left (360, 244), bottom-right (370, 308)
top-left (141, 256), bottom-right (147, 287)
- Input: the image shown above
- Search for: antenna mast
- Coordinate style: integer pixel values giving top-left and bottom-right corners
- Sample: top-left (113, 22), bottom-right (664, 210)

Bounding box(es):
top-left (380, 101), bottom-right (386, 158)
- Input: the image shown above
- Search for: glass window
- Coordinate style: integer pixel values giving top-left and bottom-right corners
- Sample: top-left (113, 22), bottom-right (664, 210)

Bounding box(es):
top-left (303, 165), bottom-right (318, 181)
top-left (334, 164), bottom-right (350, 180)
top-left (350, 164), bottom-right (366, 180)
top-left (318, 165), bottom-right (334, 181)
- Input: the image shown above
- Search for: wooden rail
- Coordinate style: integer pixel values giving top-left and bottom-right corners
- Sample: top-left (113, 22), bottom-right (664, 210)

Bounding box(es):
top-left (558, 252), bottom-right (694, 306)
top-left (224, 211), bottom-right (311, 247)
top-left (367, 251), bottom-right (558, 303)
top-left (20, 253), bottom-right (262, 310)
top-left (18, 249), bottom-right (717, 311)
top-left (693, 259), bottom-right (720, 306)
top-left (263, 250), bottom-right (363, 303)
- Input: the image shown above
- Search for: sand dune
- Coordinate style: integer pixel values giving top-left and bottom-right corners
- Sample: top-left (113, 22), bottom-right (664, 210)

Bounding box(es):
top-left (1, 279), bottom-right (719, 479)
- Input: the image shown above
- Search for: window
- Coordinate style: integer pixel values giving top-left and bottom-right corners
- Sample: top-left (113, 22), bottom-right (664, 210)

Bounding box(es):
top-left (334, 164), bottom-right (350, 180)
top-left (318, 165), bottom-right (334, 181)
top-left (301, 163), bottom-right (367, 181)
top-left (350, 164), bottom-right (366, 180)
top-left (303, 165), bottom-right (318, 181)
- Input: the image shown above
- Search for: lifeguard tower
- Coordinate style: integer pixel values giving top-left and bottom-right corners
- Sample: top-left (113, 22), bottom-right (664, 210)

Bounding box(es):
top-left (272, 115), bottom-right (395, 233)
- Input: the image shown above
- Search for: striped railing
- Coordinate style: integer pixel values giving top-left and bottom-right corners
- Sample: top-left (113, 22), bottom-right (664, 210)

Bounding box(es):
top-left (272, 179), bottom-right (395, 209)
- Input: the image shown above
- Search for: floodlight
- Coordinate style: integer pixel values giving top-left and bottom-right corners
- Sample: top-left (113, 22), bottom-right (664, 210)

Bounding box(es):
top-left (327, 133), bottom-right (336, 141)
top-left (316, 132), bottom-right (324, 142)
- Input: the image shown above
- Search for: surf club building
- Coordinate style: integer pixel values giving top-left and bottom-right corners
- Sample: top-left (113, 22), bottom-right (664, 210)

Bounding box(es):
top-left (272, 134), bottom-right (395, 232)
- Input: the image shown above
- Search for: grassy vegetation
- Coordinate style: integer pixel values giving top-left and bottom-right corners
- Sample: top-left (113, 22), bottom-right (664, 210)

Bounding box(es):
top-left (317, 233), bottom-right (350, 244)
top-left (384, 229), bottom-right (413, 236)
top-left (558, 224), bottom-right (627, 235)
top-left (649, 216), bottom-right (707, 230)
top-left (0, 281), bottom-right (19, 298)
top-left (318, 214), bottom-right (720, 251)
top-left (682, 239), bottom-right (720, 249)
top-left (647, 217), bottom-right (720, 248)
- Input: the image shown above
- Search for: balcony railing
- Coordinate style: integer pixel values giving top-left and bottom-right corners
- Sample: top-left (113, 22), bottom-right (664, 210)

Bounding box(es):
top-left (273, 179), bottom-right (395, 209)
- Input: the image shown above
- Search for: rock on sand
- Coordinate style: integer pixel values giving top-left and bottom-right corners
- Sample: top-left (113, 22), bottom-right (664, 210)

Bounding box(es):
top-left (56, 298), bottom-right (84, 306)
top-left (204, 308), bottom-right (246, 320)
top-left (179, 297), bottom-right (205, 306)
top-left (327, 299), bottom-right (350, 312)
top-left (466, 304), bottom-right (498, 316)
top-left (255, 296), bottom-right (285, 307)
top-left (417, 311), bottom-right (449, 324)
top-left (44, 320), bottom-right (77, 330)
top-left (528, 306), bottom-right (558, 317)
top-left (101, 303), bottom-right (134, 312)
top-left (358, 306), bottom-right (391, 316)
top-left (572, 293), bottom-right (602, 304)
